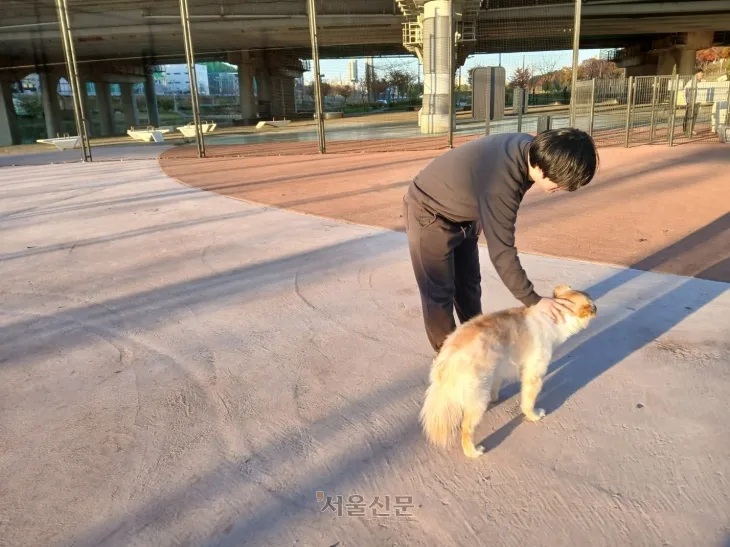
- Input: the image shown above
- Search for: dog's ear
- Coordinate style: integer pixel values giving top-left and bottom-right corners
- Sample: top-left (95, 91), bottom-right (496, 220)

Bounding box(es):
top-left (553, 284), bottom-right (572, 298)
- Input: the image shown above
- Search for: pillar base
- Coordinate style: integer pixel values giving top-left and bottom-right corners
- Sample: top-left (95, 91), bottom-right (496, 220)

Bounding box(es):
top-left (419, 113), bottom-right (451, 134)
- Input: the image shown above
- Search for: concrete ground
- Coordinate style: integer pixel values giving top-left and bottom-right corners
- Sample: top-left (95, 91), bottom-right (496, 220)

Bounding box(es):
top-left (0, 143), bottom-right (174, 167)
top-left (1, 153), bottom-right (729, 547)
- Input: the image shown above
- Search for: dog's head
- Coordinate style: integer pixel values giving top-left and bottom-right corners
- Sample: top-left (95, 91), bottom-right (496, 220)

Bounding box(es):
top-left (553, 284), bottom-right (598, 331)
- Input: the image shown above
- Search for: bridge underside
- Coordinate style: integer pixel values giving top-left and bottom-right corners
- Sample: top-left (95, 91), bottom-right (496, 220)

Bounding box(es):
top-left (2, 1), bottom-right (730, 70)
top-left (1, 0), bottom-right (729, 144)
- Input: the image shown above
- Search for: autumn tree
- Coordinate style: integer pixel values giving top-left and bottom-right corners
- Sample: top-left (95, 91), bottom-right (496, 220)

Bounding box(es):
top-left (532, 57), bottom-right (558, 79)
top-left (508, 67), bottom-right (532, 89)
top-left (696, 46), bottom-right (730, 76)
top-left (696, 46), bottom-right (730, 65)
top-left (578, 58), bottom-right (623, 79)
top-left (330, 84), bottom-right (353, 98)
top-left (304, 80), bottom-right (332, 98)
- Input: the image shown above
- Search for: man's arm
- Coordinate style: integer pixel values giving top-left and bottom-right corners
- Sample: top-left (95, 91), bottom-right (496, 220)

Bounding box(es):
top-left (478, 192), bottom-right (541, 307)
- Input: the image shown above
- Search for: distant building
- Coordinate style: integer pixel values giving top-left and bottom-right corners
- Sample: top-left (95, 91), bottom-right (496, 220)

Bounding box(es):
top-left (154, 64), bottom-right (210, 95)
top-left (208, 72), bottom-right (239, 96)
top-left (348, 59), bottom-right (358, 83)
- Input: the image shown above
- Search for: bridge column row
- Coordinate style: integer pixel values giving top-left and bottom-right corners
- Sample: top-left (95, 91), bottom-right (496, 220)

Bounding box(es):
top-left (0, 68), bottom-right (157, 146)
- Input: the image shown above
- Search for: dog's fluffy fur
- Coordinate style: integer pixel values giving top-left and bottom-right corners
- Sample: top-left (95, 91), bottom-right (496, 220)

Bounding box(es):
top-left (419, 285), bottom-right (597, 458)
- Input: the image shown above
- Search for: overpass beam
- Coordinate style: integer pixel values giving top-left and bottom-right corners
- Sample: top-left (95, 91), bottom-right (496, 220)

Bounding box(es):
top-left (0, 81), bottom-right (20, 146)
top-left (652, 31), bottom-right (715, 75)
top-left (120, 82), bottom-right (139, 129)
top-left (420, 0), bottom-right (452, 134)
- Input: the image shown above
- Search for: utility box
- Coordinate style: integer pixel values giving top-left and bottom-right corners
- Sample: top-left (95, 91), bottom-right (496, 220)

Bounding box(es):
top-left (512, 88), bottom-right (528, 115)
top-left (471, 66), bottom-right (506, 122)
top-left (536, 115), bottom-right (552, 134)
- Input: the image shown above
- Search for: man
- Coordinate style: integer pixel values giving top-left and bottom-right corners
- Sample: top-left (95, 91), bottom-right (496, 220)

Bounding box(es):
top-left (683, 68), bottom-right (704, 137)
top-left (403, 127), bottom-right (599, 352)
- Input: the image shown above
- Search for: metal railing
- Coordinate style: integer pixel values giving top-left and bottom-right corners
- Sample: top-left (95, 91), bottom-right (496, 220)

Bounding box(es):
top-left (571, 75), bottom-right (730, 148)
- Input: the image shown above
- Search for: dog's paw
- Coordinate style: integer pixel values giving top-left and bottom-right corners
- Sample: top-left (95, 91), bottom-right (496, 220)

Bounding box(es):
top-left (524, 408), bottom-right (546, 422)
top-left (463, 444), bottom-right (485, 459)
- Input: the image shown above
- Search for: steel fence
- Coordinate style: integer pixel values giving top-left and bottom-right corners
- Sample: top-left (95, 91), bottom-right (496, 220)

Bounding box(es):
top-left (2, 0), bottom-right (729, 166)
top-left (569, 75), bottom-right (730, 148)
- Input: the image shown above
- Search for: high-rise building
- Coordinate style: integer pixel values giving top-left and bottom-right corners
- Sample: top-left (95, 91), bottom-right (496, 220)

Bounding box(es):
top-left (348, 59), bottom-right (358, 83)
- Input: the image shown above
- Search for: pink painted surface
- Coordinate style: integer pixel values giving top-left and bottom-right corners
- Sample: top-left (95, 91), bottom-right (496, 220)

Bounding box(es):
top-left (162, 141), bottom-right (730, 281)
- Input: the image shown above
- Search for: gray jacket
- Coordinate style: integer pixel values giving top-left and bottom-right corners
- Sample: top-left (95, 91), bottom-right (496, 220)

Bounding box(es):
top-left (406, 132), bottom-right (541, 307)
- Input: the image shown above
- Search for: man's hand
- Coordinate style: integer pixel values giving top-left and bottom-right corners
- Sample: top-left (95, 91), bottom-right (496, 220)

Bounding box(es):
top-left (534, 297), bottom-right (573, 323)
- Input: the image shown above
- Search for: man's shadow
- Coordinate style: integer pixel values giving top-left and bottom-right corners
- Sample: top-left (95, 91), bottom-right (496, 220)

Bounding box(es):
top-left (478, 213), bottom-right (729, 451)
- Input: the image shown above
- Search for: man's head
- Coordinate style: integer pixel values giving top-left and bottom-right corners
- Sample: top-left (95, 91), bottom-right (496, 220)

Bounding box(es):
top-left (695, 68), bottom-right (705, 82)
top-left (527, 128), bottom-right (599, 193)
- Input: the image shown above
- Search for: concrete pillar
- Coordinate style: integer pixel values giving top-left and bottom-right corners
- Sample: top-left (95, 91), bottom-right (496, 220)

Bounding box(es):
top-left (144, 70), bottom-right (160, 127)
top-left (256, 70), bottom-right (272, 102)
top-left (81, 82), bottom-right (95, 137)
top-left (0, 81), bottom-right (20, 146)
top-left (237, 61), bottom-right (256, 123)
top-left (281, 76), bottom-right (296, 117)
top-left (95, 81), bottom-right (114, 136)
top-left (256, 70), bottom-right (272, 118)
top-left (685, 31), bottom-right (714, 51)
top-left (120, 82), bottom-right (138, 129)
top-left (270, 75), bottom-right (284, 118)
top-left (677, 49), bottom-right (697, 75)
top-left (625, 61), bottom-right (658, 78)
top-left (39, 72), bottom-right (61, 138)
top-left (657, 52), bottom-right (678, 75)
top-left (420, 0), bottom-right (451, 134)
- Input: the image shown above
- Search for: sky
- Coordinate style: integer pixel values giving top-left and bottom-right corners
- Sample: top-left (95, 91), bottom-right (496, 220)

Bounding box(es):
top-left (308, 49), bottom-right (603, 84)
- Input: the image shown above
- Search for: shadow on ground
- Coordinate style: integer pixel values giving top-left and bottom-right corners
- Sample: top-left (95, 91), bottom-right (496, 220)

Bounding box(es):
top-left (479, 212), bottom-right (729, 452)
top-left (61, 207), bottom-right (728, 545)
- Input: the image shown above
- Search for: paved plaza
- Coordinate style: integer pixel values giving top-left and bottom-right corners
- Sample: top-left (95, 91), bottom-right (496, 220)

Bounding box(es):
top-left (0, 143), bottom-right (728, 546)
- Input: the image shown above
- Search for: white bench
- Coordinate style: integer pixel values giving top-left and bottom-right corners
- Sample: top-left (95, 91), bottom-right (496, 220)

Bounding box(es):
top-left (36, 136), bottom-right (80, 150)
top-left (177, 122), bottom-right (218, 138)
top-left (127, 126), bottom-right (171, 143)
top-left (255, 120), bottom-right (292, 129)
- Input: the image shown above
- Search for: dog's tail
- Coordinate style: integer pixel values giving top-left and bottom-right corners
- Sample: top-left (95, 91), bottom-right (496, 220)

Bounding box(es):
top-left (419, 349), bottom-right (463, 448)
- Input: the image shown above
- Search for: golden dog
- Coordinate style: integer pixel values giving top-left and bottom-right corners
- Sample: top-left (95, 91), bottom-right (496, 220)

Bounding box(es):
top-left (419, 285), bottom-right (597, 458)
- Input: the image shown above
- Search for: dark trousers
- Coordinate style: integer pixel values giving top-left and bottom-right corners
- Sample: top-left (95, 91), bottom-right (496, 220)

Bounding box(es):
top-left (403, 196), bottom-right (482, 352)
top-left (683, 103), bottom-right (701, 135)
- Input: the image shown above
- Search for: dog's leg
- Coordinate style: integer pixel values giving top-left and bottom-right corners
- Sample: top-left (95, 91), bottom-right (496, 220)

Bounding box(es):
top-left (489, 376), bottom-right (503, 403)
top-left (461, 376), bottom-right (491, 458)
top-left (520, 364), bottom-right (547, 422)
top-left (460, 399), bottom-right (488, 458)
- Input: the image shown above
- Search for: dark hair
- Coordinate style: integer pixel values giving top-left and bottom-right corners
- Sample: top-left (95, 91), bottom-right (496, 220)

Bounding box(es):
top-left (695, 68), bottom-right (705, 74)
top-left (528, 128), bottom-right (598, 191)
